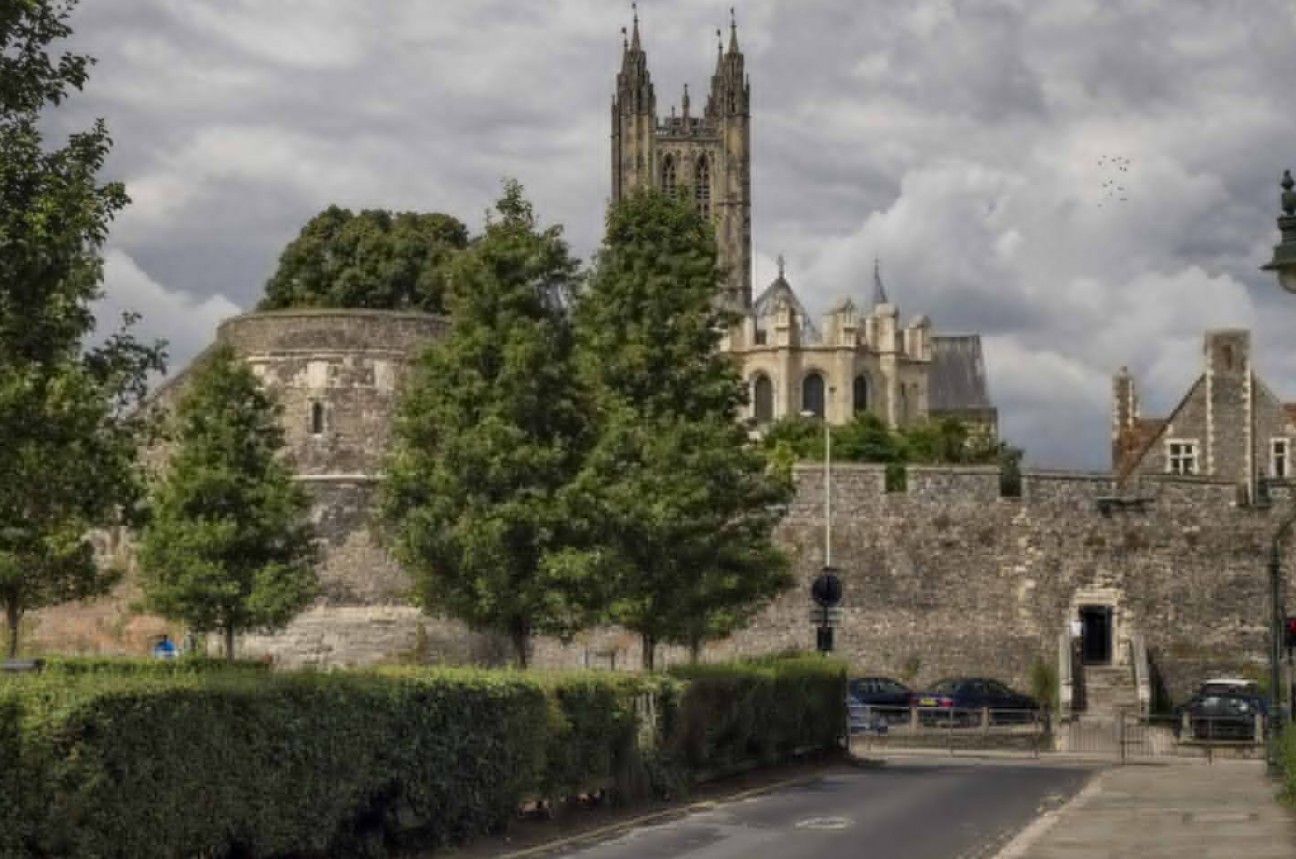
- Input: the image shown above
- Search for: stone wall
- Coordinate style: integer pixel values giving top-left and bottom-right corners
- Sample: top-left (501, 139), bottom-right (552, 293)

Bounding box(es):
top-left (725, 464), bottom-right (1292, 704)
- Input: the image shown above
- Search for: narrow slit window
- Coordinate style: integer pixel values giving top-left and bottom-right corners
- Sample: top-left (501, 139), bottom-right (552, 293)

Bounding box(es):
top-left (310, 401), bottom-right (326, 436)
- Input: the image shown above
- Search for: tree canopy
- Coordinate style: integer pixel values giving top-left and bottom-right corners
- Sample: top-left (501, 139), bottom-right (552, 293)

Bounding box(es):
top-left (380, 181), bottom-right (599, 668)
top-left (574, 188), bottom-right (793, 668)
top-left (137, 344), bottom-right (317, 659)
top-left (0, 0), bottom-right (166, 656)
top-left (258, 206), bottom-right (469, 314)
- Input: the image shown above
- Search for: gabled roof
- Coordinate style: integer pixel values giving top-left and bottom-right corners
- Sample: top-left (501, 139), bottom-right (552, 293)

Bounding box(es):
top-left (750, 273), bottom-right (820, 344)
top-left (929, 335), bottom-right (991, 410)
top-left (1116, 376), bottom-right (1204, 481)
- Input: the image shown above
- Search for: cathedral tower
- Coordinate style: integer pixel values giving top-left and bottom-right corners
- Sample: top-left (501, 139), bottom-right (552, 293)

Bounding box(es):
top-left (610, 8), bottom-right (753, 309)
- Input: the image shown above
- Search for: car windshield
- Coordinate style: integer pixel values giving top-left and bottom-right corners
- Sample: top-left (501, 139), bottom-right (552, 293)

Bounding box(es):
top-left (1201, 683), bottom-right (1254, 697)
top-left (930, 679), bottom-right (959, 694)
top-left (879, 680), bottom-right (908, 693)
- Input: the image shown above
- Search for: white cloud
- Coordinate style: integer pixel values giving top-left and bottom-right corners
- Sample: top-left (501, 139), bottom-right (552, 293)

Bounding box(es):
top-left (97, 249), bottom-right (242, 374)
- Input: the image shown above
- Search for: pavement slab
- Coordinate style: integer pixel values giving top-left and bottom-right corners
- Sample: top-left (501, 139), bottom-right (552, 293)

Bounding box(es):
top-left (996, 759), bottom-right (1296, 859)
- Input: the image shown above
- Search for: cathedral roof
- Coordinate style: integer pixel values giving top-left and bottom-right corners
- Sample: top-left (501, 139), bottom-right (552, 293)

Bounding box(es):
top-left (929, 335), bottom-right (992, 410)
top-left (750, 257), bottom-right (820, 343)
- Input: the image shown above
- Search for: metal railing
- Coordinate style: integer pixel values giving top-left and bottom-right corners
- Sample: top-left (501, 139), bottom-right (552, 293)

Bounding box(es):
top-left (847, 702), bottom-right (1268, 762)
top-left (847, 703), bottom-right (1047, 756)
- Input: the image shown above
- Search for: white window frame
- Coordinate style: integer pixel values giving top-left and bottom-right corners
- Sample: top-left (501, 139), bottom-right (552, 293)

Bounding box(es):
top-left (1272, 438), bottom-right (1291, 479)
top-left (1166, 439), bottom-right (1199, 476)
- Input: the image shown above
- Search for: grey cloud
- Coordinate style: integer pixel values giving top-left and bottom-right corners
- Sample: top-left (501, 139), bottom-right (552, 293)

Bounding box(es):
top-left (41, 0), bottom-right (1296, 468)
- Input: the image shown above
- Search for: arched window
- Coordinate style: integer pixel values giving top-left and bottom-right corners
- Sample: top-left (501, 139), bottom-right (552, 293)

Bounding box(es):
top-left (661, 155), bottom-right (676, 196)
top-left (853, 374), bottom-right (870, 415)
top-left (801, 372), bottom-right (825, 419)
top-left (753, 374), bottom-right (774, 424)
top-left (310, 401), bottom-right (326, 435)
top-left (695, 156), bottom-right (711, 218)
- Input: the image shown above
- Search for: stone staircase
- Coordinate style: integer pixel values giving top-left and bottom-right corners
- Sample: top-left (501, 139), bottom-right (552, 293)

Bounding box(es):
top-left (1077, 664), bottom-right (1140, 721)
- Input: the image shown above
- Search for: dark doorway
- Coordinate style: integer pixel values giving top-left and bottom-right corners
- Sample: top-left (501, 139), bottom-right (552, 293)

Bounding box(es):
top-left (1079, 605), bottom-right (1112, 665)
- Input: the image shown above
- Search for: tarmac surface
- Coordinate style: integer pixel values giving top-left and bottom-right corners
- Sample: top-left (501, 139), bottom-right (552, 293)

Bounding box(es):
top-left (507, 759), bottom-right (1092, 859)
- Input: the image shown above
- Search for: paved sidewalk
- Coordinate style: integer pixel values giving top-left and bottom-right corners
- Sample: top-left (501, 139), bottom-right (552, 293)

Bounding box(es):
top-left (998, 759), bottom-right (1296, 858)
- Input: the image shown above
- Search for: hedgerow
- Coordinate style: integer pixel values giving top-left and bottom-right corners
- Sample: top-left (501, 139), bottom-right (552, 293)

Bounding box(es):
top-left (0, 655), bottom-right (845, 857)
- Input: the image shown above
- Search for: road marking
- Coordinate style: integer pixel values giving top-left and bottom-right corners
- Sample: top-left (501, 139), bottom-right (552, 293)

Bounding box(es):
top-left (794, 816), bottom-right (852, 831)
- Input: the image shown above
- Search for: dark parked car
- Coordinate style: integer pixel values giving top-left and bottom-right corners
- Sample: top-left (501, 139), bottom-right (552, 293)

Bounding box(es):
top-left (847, 677), bottom-right (911, 732)
top-left (910, 677), bottom-right (1040, 725)
top-left (1178, 678), bottom-right (1267, 741)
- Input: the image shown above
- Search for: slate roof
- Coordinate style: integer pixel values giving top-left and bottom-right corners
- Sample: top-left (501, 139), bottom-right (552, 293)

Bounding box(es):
top-left (750, 274), bottom-right (821, 344)
top-left (928, 335), bottom-right (992, 411)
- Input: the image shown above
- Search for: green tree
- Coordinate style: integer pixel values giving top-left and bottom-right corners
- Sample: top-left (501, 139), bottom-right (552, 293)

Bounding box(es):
top-left (380, 180), bottom-right (597, 668)
top-left (576, 189), bottom-right (792, 670)
top-left (0, 0), bottom-right (166, 656)
top-left (137, 345), bottom-right (317, 660)
top-left (258, 206), bottom-right (470, 313)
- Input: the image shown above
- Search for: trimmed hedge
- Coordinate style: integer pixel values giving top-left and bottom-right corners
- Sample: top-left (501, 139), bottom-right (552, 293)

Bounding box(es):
top-left (0, 655), bottom-right (845, 857)
top-left (0, 696), bottom-right (22, 858)
top-left (666, 655), bottom-right (848, 774)
top-left (36, 654), bottom-right (272, 676)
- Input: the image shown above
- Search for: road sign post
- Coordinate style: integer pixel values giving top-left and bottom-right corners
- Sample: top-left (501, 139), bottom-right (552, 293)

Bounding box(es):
top-left (811, 567), bottom-right (843, 653)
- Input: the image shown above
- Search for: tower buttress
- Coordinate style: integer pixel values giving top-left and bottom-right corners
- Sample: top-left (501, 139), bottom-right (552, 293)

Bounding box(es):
top-left (704, 8), bottom-right (752, 310)
top-left (609, 7), bottom-right (751, 311)
top-left (611, 5), bottom-right (656, 204)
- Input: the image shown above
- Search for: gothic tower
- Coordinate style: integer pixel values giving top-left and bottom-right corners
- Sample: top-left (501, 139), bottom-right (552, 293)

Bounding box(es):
top-left (610, 8), bottom-right (753, 309)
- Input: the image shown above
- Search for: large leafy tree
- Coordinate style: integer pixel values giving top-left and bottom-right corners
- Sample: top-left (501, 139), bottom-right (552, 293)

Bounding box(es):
top-left (380, 181), bottom-right (598, 668)
top-left (0, 0), bottom-right (166, 656)
top-left (137, 344), bottom-right (317, 660)
top-left (575, 189), bottom-right (792, 670)
top-left (258, 206), bottom-right (470, 313)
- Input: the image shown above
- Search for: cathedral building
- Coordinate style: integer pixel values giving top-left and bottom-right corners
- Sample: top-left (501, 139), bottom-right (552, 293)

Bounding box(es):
top-left (610, 11), bottom-right (996, 434)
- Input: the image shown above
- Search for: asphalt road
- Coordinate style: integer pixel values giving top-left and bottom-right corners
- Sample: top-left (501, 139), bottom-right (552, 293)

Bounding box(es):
top-left (530, 760), bottom-right (1094, 859)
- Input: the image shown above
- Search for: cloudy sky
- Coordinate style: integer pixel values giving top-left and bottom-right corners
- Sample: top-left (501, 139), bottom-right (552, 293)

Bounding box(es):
top-left (52, 0), bottom-right (1296, 468)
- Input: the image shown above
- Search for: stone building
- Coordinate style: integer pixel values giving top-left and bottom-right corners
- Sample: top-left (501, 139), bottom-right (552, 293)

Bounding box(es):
top-left (1113, 329), bottom-right (1295, 502)
top-left (611, 12), bottom-right (996, 435)
top-left (129, 309), bottom-right (504, 666)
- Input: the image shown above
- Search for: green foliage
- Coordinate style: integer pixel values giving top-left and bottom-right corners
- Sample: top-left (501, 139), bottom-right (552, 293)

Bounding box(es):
top-left (381, 181), bottom-right (598, 668)
top-left (258, 205), bottom-right (470, 313)
top-left (3, 670), bottom-right (547, 856)
top-left (576, 189), bottom-right (794, 668)
top-left (899, 655), bottom-right (922, 686)
top-left (665, 655), bottom-right (847, 774)
top-left (1281, 723), bottom-right (1296, 806)
top-left (35, 654), bottom-right (270, 677)
top-left (0, 658), bottom-right (844, 855)
top-left (758, 413), bottom-right (1020, 496)
top-left (137, 344), bottom-right (317, 659)
top-left (0, 696), bottom-right (21, 856)
top-left (0, 0), bottom-right (167, 657)
top-left (1028, 655), bottom-right (1060, 712)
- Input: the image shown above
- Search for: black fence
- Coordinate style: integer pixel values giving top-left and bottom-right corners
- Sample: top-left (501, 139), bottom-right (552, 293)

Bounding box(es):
top-left (847, 703), bottom-right (1267, 762)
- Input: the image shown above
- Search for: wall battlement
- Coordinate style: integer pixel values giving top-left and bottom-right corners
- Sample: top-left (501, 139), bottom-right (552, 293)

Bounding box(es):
top-left (788, 462), bottom-right (1256, 513)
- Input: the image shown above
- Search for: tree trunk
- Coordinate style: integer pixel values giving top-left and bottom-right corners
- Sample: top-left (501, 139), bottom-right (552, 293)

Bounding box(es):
top-left (510, 619), bottom-right (530, 670)
top-left (4, 599), bottom-right (19, 659)
top-left (642, 633), bottom-right (655, 672)
top-left (688, 636), bottom-right (702, 665)
top-left (224, 625), bottom-right (236, 661)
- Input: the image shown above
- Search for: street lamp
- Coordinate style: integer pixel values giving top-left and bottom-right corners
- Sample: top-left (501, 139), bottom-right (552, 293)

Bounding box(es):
top-left (1261, 170), bottom-right (1296, 293)
top-left (1262, 170), bottom-right (1296, 772)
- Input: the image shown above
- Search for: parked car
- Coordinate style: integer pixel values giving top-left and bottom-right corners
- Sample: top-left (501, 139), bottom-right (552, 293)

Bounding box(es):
top-left (1177, 678), bottom-right (1267, 741)
top-left (847, 677), bottom-right (911, 732)
top-left (909, 677), bottom-right (1040, 726)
